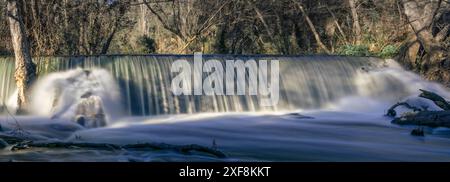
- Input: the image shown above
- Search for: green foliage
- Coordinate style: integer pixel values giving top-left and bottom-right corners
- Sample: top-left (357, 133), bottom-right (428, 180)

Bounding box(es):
top-left (337, 44), bottom-right (398, 58)
top-left (138, 36), bottom-right (156, 54)
top-left (377, 45), bottom-right (398, 58)
top-left (337, 45), bottom-right (371, 56)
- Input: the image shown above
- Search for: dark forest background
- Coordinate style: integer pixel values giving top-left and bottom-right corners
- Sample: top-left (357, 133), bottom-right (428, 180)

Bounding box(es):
top-left (1, 0), bottom-right (449, 84)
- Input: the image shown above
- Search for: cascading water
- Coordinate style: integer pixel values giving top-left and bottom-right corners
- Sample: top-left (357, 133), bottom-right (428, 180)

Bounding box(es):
top-left (0, 57), bottom-right (15, 109)
top-left (1, 55), bottom-right (449, 117)
top-left (2, 55), bottom-right (450, 162)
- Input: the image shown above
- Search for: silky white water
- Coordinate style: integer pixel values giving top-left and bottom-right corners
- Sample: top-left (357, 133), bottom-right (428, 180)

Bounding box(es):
top-left (1, 55), bottom-right (450, 161)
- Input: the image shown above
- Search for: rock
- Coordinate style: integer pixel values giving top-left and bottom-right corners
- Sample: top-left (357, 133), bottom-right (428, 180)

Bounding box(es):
top-left (286, 113), bottom-right (314, 119)
top-left (0, 139), bottom-right (8, 149)
top-left (80, 91), bottom-right (93, 99)
top-left (72, 95), bottom-right (107, 128)
top-left (75, 115), bottom-right (86, 126)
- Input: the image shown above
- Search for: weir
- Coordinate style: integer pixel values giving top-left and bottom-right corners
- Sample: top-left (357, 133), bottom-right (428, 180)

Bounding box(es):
top-left (0, 55), bottom-right (424, 116)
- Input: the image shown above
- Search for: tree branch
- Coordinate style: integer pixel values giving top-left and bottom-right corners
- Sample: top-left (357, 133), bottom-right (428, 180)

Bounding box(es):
top-left (293, 0), bottom-right (330, 54)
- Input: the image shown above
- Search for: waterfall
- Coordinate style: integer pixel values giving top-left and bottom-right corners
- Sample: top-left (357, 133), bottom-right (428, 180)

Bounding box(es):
top-left (0, 57), bottom-right (15, 109)
top-left (1, 55), bottom-right (448, 116)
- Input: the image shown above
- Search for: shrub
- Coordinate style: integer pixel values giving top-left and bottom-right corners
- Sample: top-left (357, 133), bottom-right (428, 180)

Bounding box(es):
top-left (337, 45), bottom-right (371, 56)
top-left (138, 36), bottom-right (157, 53)
top-left (377, 45), bottom-right (398, 58)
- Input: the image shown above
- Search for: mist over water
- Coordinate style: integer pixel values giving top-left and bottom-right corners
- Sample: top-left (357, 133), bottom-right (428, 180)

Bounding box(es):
top-left (28, 68), bottom-right (122, 121)
top-left (1, 55), bottom-right (450, 161)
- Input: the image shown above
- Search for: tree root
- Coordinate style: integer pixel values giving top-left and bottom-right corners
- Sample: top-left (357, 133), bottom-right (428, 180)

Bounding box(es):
top-left (0, 134), bottom-right (227, 159)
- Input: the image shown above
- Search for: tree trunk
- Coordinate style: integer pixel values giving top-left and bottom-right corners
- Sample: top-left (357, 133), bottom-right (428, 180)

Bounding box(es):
top-left (348, 0), bottom-right (362, 44)
top-left (397, 0), bottom-right (449, 86)
top-left (100, 27), bottom-right (117, 55)
top-left (418, 89), bottom-right (450, 110)
top-left (251, 4), bottom-right (282, 53)
top-left (392, 111), bottom-right (450, 128)
top-left (402, 0), bottom-right (446, 62)
top-left (7, 0), bottom-right (36, 113)
top-left (326, 6), bottom-right (349, 44)
top-left (388, 90), bottom-right (450, 129)
top-left (293, 1), bottom-right (330, 54)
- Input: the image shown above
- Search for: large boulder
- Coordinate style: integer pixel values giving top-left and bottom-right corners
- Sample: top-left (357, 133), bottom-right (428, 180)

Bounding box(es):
top-left (72, 94), bottom-right (107, 128)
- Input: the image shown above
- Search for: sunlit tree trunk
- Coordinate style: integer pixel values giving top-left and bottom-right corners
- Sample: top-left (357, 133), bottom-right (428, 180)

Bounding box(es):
top-left (348, 0), bottom-right (362, 44)
top-left (7, 0), bottom-right (36, 113)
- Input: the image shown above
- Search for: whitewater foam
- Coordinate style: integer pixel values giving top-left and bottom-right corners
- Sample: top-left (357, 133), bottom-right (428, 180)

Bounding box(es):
top-left (27, 68), bottom-right (122, 122)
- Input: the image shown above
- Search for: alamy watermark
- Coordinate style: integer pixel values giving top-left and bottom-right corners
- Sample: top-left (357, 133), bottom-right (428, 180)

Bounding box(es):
top-left (170, 53), bottom-right (279, 106)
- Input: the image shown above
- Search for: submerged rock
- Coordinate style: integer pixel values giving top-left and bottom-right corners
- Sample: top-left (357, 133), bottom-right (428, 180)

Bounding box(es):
top-left (286, 113), bottom-right (314, 119)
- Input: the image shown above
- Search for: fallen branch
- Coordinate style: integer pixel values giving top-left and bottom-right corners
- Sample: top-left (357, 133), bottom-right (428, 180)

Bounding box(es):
top-left (386, 102), bottom-right (423, 117)
top-left (388, 89), bottom-right (450, 130)
top-left (419, 89), bottom-right (450, 110)
top-left (11, 141), bottom-right (122, 151)
top-left (0, 134), bottom-right (226, 159)
top-left (392, 111), bottom-right (450, 128)
top-left (123, 143), bottom-right (227, 158)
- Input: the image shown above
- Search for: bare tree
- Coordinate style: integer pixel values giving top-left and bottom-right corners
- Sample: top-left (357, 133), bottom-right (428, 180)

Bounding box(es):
top-left (348, 0), bottom-right (361, 44)
top-left (75, 0), bottom-right (133, 55)
top-left (293, 0), bottom-right (331, 54)
top-left (400, 0), bottom-right (449, 85)
top-left (6, 0), bottom-right (36, 112)
top-left (403, 0), bottom-right (447, 60)
top-left (143, 0), bottom-right (229, 53)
